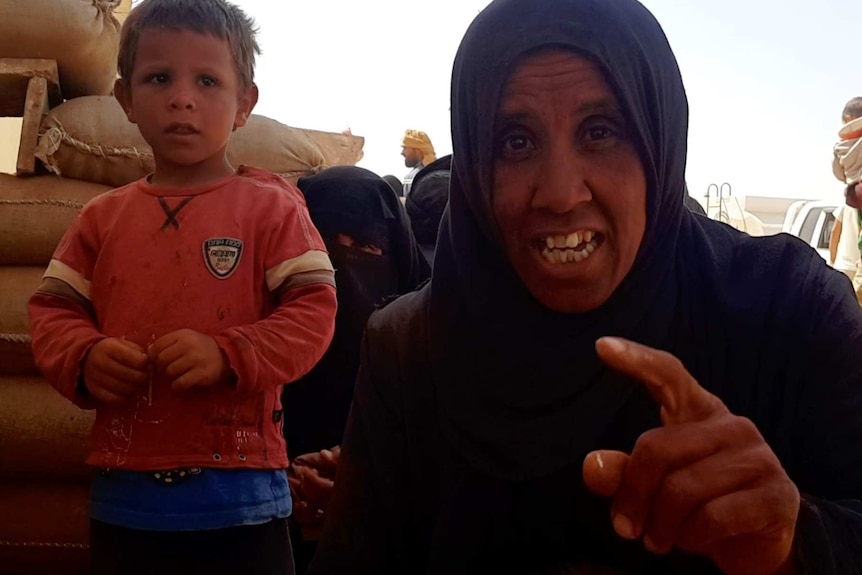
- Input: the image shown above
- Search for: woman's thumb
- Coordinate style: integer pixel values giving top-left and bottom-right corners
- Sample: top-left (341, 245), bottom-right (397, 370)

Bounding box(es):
top-left (582, 450), bottom-right (629, 497)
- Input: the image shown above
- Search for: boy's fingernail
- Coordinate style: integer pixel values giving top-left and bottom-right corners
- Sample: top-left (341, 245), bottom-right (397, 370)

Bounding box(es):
top-left (613, 514), bottom-right (637, 540)
top-left (643, 535), bottom-right (663, 554)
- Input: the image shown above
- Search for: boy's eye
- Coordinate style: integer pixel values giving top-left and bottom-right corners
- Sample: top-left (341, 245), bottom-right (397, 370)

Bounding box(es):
top-left (148, 74), bottom-right (169, 84)
top-left (200, 76), bottom-right (217, 87)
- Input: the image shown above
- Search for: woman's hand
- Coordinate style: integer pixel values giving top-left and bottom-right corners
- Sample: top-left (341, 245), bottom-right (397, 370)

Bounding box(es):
top-left (583, 338), bottom-right (799, 575)
top-left (288, 447), bottom-right (341, 528)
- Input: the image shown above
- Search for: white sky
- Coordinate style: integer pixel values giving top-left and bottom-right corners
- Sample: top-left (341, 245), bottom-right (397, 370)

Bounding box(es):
top-left (170, 1), bottom-right (862, 202)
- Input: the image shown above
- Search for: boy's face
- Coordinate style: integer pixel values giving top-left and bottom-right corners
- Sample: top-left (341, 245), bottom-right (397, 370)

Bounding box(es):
top-left (115, 30), bottom-right (257, 183)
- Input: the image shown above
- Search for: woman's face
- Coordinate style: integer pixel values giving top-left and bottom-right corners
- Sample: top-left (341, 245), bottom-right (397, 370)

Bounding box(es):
top-left (492, 51), bottom-right (647, 314)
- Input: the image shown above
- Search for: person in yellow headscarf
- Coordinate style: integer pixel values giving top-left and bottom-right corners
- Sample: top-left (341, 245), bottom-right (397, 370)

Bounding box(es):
top-left (401, 129), bottom-right (437, 196)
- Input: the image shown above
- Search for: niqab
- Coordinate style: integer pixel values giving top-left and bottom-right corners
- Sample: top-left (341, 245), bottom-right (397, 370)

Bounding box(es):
top-left (283, 167), bottom-right (430, 456)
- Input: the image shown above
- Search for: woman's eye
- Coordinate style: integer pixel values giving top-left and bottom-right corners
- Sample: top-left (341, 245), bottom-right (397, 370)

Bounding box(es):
top-left (586, 126), bottom-right (614, 141)
top-left (497, 132), bottom-right (536, 159)
top-left (582, 118), bottom-right (623, 148)
top-left (506, 136), bottom-right (531, 150)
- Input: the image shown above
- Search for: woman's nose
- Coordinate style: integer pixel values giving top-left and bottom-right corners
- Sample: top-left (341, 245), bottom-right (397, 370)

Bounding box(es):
top-left (531, 146), bottom-right (592, 213)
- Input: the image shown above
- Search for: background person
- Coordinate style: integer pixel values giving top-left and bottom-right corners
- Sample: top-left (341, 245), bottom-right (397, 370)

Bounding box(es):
top-left (401, 129), bottom-right (437, 196)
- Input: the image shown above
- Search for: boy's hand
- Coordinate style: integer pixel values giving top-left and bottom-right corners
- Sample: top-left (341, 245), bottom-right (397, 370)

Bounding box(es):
top-left (83, 338), bottom-right (149, 404)
top-left (147, 329), bottom-right (232, 391)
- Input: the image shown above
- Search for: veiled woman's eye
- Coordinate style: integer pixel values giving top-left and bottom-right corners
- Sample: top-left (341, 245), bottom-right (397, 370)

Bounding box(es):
top-left (356, 243), bottom-right (383, 256)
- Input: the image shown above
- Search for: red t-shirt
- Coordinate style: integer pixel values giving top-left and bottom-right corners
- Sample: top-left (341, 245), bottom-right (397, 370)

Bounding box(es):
top-left (29, 166), bottom-right (337, 471)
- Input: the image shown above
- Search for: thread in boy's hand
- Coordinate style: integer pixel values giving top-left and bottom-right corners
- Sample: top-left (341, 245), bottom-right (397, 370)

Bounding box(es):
top-left (147, 334), bottom-right (156, 406)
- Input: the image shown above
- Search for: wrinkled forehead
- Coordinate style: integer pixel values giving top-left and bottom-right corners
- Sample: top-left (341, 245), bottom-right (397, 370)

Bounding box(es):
top-left (497, 47), bottom-right (626, 121)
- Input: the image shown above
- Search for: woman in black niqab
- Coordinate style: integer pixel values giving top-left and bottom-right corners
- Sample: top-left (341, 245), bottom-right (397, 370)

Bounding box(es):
top-left (283, 166), bottom-right (429, 459)
top-left (309, 1), bottom-right (862, 574)
top-left (283, 167), bottom-right (430, 572)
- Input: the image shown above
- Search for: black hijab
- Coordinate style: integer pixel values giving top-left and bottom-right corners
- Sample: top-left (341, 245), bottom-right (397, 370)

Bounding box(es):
top-left (283, 167), bottom-right (430, 456)
top-left (382, 175), bottom-right (404, 198)
top-left (430, 0), bottom-right (855, 484)
top-left (406, 155), bottom-right (452, 265)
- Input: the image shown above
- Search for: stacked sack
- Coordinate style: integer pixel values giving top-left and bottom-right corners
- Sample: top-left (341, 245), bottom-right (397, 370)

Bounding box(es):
top-left (0, 2), bottom-right (363, 574)
top-left (0, 176), bottom-right (109, 575)
top-left (0, 2), bottom-right (120, 573)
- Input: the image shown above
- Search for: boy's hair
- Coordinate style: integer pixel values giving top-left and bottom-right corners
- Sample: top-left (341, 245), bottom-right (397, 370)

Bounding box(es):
top-left (843, 97), bottom-right (862, 122)
top-left (118, 0), bottom-right (260, 89)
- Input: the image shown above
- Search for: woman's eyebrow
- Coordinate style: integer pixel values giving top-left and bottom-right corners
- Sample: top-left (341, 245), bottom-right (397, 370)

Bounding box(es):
top-left (497, 100), bottom-right (620, 124)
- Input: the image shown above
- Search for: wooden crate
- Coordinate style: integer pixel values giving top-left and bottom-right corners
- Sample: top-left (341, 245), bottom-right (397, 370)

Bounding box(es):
top-left (0, 59), bottom-right (62, 176)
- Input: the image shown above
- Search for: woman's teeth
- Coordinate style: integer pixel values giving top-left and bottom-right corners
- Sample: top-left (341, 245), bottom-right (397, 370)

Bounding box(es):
top-left (540, 231), bottom-right (599, 264)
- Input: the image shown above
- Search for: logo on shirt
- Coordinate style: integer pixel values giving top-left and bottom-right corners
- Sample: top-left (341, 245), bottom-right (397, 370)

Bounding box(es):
top-left (203, 238), bottom-right (243, 279)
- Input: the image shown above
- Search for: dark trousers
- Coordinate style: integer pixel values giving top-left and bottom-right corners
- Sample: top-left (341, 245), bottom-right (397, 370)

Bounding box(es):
top-left (287, 519), bottom-right (318, 575)
top-left (90, 518), bottom-right (296, 575)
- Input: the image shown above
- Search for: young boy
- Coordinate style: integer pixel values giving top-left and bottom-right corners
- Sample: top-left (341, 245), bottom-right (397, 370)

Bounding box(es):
top-left (27, 1), bottom-right (337, 573)
top-left (832, 97), bottom-right (862, 303)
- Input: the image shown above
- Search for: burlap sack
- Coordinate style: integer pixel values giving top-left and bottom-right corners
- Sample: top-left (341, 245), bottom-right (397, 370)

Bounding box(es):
top-left (36, 96), bottom-right (366, 187)
top-left (228, 114), bottom-right (327, 180)
top-left (0, 481), bottom-right (89, 574)
top-left (0, 175), bottom-right (110, 266)
top-left (305, 128), bottom-right (365, 168)
top-left (0, 1), bottom-right (121, 99)
top-left (0, 377), bottom-right (93, 481)
top-left (0, 267), bottom-right (44, 376)
top-left (0, 334), bottom-right (37, 376)
top-left (35, 96), bottom-right (153, 188)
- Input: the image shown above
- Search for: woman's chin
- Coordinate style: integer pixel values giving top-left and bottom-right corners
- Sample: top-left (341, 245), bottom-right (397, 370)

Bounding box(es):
top-left (524, 276), bottom-right (617, 314)
top-left (516, 244), bottom-right (621, 314)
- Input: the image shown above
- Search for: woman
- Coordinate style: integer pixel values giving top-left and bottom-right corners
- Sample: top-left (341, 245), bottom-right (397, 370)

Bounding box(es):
top-left (281, 167), bottom-right (430, 570)
top-left (308, 1), bottom-right (862, 574)
top-left (405, 155), bottom-right (452, 265)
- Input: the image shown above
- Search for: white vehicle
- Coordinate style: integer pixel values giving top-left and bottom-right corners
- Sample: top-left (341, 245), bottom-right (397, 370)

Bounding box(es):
top-left (782, 200), bottom-right (839, 263)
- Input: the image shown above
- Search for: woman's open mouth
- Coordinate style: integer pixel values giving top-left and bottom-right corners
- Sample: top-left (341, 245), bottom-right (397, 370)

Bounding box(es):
top-left (537, 231), bottom-right (604, 265)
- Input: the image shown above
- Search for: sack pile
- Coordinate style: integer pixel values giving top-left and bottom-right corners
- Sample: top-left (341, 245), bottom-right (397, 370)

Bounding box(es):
top-left (0, 176), bottom-right (104, 575)
top-left (0, 2), bottom-right (122, 571)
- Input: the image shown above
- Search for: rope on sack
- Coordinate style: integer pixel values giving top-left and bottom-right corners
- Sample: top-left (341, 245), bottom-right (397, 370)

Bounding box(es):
top-left (0, 199), bottom-right (86, 209)
top-left (0, 540), bottom-right (89, 550)
top-left (277, 170), bottom-right (318, 180)
top-left (36, 125), bottom-right (154, 176)
top-left (58, 128), bottom-right (153, 165)
top-left (0, 333), bottom-right (31, 344)
top-left (92, 0), bottom-right (122, 14)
